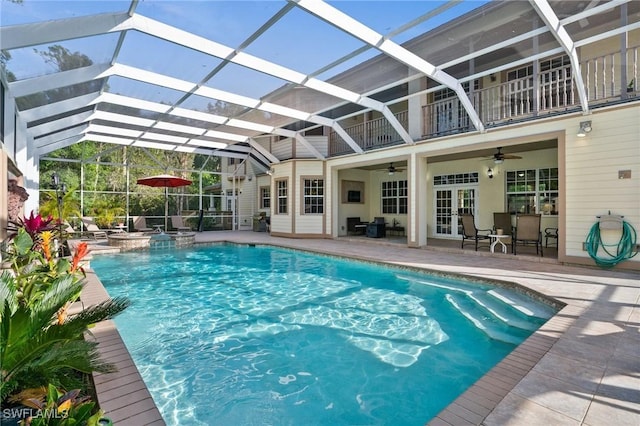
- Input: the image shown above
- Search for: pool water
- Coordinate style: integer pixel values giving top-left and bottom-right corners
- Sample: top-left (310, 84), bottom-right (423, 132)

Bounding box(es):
top-left (92, 244), bottom-right (556, 425)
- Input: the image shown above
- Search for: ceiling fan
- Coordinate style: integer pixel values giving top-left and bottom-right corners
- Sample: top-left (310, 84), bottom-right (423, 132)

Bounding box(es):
top-left (387, 162), bottom-right (405, 175)
top-left (486, 147), bottom-right (522, 164)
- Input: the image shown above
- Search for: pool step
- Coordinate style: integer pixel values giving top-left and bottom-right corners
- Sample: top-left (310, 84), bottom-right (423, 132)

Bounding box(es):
top-left (468, 292), bottom-right (539, 331)
top-left (487, 288), bottom-right (556, 319)
top-left (445, 294), bottom-right (524, 345)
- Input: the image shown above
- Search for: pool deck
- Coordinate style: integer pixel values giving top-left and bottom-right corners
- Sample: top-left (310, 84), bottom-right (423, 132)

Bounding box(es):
top-left (82, 231), bottom-right (639, 425)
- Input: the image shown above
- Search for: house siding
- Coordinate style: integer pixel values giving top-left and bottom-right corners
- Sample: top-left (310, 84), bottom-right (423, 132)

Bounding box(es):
top-left (564, 105), bottom-right (640, 262)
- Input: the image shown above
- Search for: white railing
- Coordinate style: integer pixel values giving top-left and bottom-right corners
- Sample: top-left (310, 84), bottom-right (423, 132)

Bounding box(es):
top-left (331, 46), bottom-right (638, 153)
top-left (329, 110), bottom-right (408, 156)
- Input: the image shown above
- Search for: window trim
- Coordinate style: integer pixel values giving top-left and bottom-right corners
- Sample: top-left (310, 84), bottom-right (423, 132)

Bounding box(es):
top-left (301, 176), bottom-right (324, 215)
top-left (506, 167), bottom-right (559, 216)
top-left (275, 178), bottom-right (288, 215)
top-left (259, 185), bottom-right (270, 209)
top-left (381, 179), bottom-right (408, 215)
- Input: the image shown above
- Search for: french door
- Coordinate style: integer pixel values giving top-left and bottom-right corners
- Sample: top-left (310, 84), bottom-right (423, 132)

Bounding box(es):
top-left (434, 186), bottom-right (478, 238)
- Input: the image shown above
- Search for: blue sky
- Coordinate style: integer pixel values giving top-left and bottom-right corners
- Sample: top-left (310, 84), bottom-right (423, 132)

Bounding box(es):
top-left (2, 1), bottom-right (488, 101)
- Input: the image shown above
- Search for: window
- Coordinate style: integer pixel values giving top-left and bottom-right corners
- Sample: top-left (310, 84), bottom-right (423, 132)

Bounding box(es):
top-left (381, 180), bottom-right (407, 214)
top-left (260, 186), bottom-right (270, 209)
top-left (433, 172), bottom-right (479, 186)
top-left (303, 178), bottom-right (324, 214)
top-left (276, 179), bottom-right (288, 214)
top-left (506, 168), bottom-right (558, 215)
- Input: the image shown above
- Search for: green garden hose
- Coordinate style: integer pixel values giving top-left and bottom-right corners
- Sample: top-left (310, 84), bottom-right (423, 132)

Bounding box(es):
top-left (586, 220), bottom-right (638, 268)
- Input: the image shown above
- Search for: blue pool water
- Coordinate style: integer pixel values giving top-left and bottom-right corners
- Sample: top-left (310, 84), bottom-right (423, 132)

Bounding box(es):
top-left (91, 244), bottom-right (557, 425)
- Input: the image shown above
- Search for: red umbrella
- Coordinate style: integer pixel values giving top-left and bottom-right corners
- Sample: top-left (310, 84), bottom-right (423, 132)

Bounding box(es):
top-left (136, 174), bottom-right (192, 188)
top-left (137, 174), bottom-right (192, 230)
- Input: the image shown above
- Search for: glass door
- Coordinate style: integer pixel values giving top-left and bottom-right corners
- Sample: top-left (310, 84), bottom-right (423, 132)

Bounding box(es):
top-left (434, 186), bottom-right (478, 238)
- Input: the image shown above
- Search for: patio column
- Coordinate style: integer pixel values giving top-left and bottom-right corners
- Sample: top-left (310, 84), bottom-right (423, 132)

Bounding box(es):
top-left (408, 152), bottom-right (427, 248)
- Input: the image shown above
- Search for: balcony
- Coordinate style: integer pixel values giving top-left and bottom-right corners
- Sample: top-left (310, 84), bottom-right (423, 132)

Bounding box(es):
top-left (328, 46), bottom-right (639, 156)
top-left (329, 111), bottom-right (408, 157)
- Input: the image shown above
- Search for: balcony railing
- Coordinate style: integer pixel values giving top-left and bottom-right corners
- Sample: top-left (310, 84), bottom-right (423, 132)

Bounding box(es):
top-left (328, 46), bottom-right (638, 156)
top-left (329, 110), bottom-right (408, 156)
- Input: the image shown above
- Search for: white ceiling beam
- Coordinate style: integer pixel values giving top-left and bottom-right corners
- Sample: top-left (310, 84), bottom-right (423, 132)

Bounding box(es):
top-left (8, 63), bottom-right (111, 98)
top-left (29, 110), bottom-right (93, 139)
top-left (20, 92), bottom-right (101, 122)
top-left (91, 110), bottom-right (156, 127)
top-left (0, 12), bottom-right (133, 50)
top-left (36, 134), bottom-right (84, 157)
top-left (332, 126), bottom-right (363, 154)
top-left (248, 138), bottom-right (280, 164)
top-left (33, 125), bottom-right (88, 148)
top-left (292, 0), bottom-right (484, 133)
top-left (294, 134), bottom-right (325, 159)
top-left (86, 124), bottom-right (143, 139)
top-left (130, 14), bottom-right (409, 145)
top-left (529, 0), bottom-right (589, 114)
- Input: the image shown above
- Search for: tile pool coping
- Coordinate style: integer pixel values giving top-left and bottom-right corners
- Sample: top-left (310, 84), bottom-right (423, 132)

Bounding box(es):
top-left (82, 232), bottom-right (640, 425)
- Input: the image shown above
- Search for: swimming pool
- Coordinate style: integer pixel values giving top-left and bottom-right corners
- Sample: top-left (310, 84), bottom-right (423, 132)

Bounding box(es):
top-left (92, 244), bottom-right (557, 425)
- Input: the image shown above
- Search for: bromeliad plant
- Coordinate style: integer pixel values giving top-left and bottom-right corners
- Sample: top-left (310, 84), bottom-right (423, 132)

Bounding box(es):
top-left (0, 212), bottom-right (130, 403)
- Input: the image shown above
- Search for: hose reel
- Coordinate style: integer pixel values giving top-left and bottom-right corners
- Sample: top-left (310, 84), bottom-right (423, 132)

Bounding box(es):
top-left (585, 212), bottom-right (638, 268)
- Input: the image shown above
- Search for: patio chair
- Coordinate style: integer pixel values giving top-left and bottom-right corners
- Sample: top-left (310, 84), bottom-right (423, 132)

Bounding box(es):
top-left (544, 227), bottom-right (558, 248)
top-left (81, 217), bottom-right (108, 240)
top-left (170, 215), bottom-right (191, 232)
top-left (513, 214), bottom-right (543, 256)
top-left (61, 221), bottom-right (82, 239)
top-left (133, 216), bottom-right (153, 232)
top-left (493, 212), bottom-right (514, 237)
top-left (459, 213), bottom-right (491, 251)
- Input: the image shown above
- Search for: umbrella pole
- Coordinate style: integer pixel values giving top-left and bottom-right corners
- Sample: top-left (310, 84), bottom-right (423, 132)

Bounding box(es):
top-left (164, 187), bottom-right (168, 232)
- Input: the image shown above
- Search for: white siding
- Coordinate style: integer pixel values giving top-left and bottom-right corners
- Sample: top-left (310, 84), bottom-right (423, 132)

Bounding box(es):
top-left (295, 161), bottom-right (325, 235)
top-left (272, 137), bottom-right (293, 161)
top-left (565, 106), bottom-right (640, 263)
top-left (296, 135), bottom-right (328, 158)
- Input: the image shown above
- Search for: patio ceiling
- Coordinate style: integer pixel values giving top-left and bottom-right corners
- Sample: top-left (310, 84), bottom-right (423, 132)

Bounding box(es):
top-left (1, 1), bottom-right (637, 173)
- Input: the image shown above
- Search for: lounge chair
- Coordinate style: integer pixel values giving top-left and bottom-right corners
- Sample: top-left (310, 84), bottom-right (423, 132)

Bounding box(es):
top-left (81, 217), bottom-right (108, 239)
top-left (512, 214), bottom-right (543, 256)
top-left (133, 216), bottom-right (153, 232)
top-left (170, 215), bottom-right (191, 232)
top-left (459, 213), bottom-right (491, 251)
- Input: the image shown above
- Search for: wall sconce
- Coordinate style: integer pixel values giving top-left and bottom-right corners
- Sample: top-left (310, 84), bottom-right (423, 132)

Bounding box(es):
top-left (265, 169), bottom-right (273, 176)
top-left (487, 168), bottom-right (494, 179)
top-left (577, 120), bottom-right (592, 137)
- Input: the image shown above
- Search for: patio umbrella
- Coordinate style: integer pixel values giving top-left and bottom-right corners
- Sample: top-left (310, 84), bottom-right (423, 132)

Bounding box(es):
top-left (136, 174), bottom-right (192, 231)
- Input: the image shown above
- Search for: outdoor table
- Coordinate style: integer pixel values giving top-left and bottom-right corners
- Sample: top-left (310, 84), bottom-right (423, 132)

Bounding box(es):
top-left (489, 234), bottom-right (510, 253)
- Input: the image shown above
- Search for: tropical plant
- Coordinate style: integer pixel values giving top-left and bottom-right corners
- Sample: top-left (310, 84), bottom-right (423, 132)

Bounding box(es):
top-left (85, 197), bottom-right (125, 228)
top-left (0, 214), bottom-right (130, 402)
top-left (12, 384), bottom-right (104, 426)
top-left (38, 187), bottom-right (82, 223)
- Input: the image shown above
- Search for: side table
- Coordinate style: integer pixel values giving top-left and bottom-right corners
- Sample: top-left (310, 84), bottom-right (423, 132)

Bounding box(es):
top-left (489, 234), bottom-right (510, 253)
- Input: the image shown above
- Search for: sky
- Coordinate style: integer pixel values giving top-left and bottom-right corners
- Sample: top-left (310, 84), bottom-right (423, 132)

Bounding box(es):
top-left (1, 1), bottom-right (489, 104)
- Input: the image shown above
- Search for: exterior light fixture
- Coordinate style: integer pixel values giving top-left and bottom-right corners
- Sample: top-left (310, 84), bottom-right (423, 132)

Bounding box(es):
top-left (487, 168), bottom-right (494, 179)
top-left (577, 120), bottom-right (592, 137)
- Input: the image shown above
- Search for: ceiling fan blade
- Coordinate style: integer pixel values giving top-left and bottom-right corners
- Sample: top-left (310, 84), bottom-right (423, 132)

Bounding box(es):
top-left (503, 154), bottom-right (522, 159)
